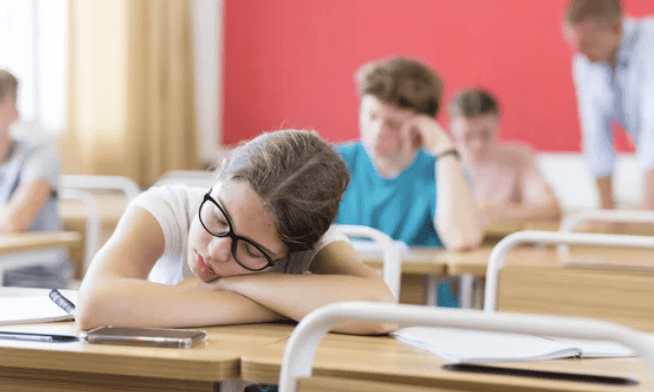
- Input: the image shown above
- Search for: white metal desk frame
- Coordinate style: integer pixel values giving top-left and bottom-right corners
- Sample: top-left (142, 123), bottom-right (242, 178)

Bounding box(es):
top-left (61, 174), bottom-right (141, 202)
top-left (59, 175), bottom-right (140, 273)
top-left (278, 301), bottom-right (654, 392)
top-left (58, 188), bottom-right (100, 275)
top-left (335, 225), bottom-right (401, 301)
top-left (422, 273), bottom-right (475, 308)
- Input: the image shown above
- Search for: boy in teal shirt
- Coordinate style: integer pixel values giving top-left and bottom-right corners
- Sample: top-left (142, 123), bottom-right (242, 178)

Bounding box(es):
top-left (335, 57), bottom-right (483, 306)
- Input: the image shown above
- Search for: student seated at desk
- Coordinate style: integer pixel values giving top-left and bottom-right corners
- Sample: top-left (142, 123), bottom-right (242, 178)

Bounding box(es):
top-left (448, 88), bottom-right (562, 228)
top-left (333, 57), bottom-right (482, 307)
top-left (0, 70), bottom-right (71, 288)
top-left (77, 130), bottom-right (395, 334)
top-left (334, 57), bottom-right (482, 249)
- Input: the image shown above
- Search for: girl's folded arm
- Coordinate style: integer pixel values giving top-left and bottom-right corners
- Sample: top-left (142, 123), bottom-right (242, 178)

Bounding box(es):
top-left (76, 207), bottom-right (283, 330)
top-left (207, 240), bottom-right (398, 335)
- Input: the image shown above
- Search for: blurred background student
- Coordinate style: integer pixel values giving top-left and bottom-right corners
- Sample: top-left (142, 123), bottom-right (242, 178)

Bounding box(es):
top-left (0, 70), bottom-right (71, 288)
top-left (334, 57), bottom-right (483, 307)
top-left (448, 88), bottom-right (562, 228)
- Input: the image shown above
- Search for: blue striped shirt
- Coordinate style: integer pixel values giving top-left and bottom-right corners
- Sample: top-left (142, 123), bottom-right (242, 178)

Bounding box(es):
top-left (573, 17), bottom-right (654, 177)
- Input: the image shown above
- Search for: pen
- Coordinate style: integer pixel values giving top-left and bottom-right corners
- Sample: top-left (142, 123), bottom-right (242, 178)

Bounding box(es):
top-left (0, 331), bottom-right (78, 343)
top-left (49, 289), bottom-right (75, 314)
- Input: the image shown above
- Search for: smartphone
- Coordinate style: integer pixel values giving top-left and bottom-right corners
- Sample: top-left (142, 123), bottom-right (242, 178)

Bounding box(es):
top-left (81, 326), bottom-right (207, 348)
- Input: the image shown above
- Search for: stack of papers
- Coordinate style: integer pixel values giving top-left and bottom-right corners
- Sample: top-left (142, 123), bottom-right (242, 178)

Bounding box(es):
top-left (392, 327), bottom-right (638, 363)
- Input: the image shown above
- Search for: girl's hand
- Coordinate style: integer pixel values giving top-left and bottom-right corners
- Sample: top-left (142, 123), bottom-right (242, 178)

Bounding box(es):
top-left (196, 277), bottom-right (229, 291)
top-left (196, 275), bottom-right (251, 292)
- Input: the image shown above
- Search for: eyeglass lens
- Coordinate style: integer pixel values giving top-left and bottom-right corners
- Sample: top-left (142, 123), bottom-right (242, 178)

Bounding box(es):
top-left (199, 199), bottom-right (271, 270)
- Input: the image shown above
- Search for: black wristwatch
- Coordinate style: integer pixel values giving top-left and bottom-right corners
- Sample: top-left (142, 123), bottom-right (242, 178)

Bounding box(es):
top-left (435, 148), bottom-right (461, 161)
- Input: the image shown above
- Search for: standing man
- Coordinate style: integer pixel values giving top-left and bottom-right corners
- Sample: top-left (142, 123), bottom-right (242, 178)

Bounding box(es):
top-left (564, 0), bottom-right (654, 209)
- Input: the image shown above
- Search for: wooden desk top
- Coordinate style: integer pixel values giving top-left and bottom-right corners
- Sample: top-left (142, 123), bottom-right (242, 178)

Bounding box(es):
top-left (0, 232), bottom-right (81, 254)
top-left (361, 243), bottom-right (654, 278)
top-left (447, 246), bottom-right (654, 277)
top-left (0, 321), bottom-right (292, 382)
top-left (0, 288), bottom-right (292, 382)
top-left (359, 247), bottom-right (448, 275)
top-left (483, 219), bottom-right (560, 240)
top-left (241, 332), bottom-right (654, 391)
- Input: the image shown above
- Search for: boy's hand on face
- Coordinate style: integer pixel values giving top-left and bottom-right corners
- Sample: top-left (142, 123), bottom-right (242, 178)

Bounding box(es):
top-left (401, 114), bottom-right (454, 157)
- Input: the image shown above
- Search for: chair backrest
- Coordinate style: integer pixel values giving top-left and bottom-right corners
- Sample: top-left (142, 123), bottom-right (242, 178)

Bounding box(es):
top-left (558, 209), bottom-right (654, 255)
top-left (61, 174), bottom-right (140, 202)
top-left (333, 224), bottom-right (401, 301)
top-left (278, 301), bottom-right (654, 392)
top-left (58, 188), bottom-right (100, 276)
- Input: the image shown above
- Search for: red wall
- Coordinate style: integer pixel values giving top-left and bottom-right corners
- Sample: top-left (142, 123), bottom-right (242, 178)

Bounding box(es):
top-left (223, 0), bottom-right (653, 152)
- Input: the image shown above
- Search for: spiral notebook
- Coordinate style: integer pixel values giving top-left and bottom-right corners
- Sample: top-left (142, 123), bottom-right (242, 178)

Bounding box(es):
top-left (0, 290), bottom-right (77, 325)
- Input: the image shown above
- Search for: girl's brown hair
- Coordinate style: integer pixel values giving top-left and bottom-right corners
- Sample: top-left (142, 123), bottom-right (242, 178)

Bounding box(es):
top-left (218, 130), bottom-right (350, 253)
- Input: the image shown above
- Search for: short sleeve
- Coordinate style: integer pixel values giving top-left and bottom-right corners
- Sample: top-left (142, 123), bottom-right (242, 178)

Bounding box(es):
top-left (21, 142), bottom-right (60, 190)
top-left (129, 184), bottom-right (204, 284)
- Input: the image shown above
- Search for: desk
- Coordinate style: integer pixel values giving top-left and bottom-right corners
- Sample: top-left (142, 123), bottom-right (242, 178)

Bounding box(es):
top-left (0, 232), bottom-right (82, 283)
top-left (0, 232), bottom-right (80, 255)
top-left (0, 322), bottom-right (292, 391)
top-left (362, 243), bottom-right (654, 330)
top-left (241, 332), bottom-right (654, 391)
top-left (0, 323), bottom-right (292, 391)
top-left (441, 245), bottom-right (654, 333)
top-left (483, 219), bottom-right (559, 241)
top-left (0, 287), bottom-right (294, 391)
top-left (1, 286), bottom-right (651, 392)
top-left (359, 247), bottom-right (448, 305)
top-left (60, 193), bottom-right (127, 278)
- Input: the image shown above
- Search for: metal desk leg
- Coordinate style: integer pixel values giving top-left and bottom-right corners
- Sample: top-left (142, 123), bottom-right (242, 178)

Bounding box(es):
top-left (459, 274), bottom-right (475, 309)
top-left (473, 277), bottom-right (485, 309)
top-left (424, 274), bottom-right (445, 306)
top-left (221, 379), bottom-right (245, 392)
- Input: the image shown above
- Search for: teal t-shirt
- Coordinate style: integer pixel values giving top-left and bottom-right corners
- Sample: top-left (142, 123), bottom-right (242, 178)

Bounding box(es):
top-left (335, 142), bottom-right (443, 247)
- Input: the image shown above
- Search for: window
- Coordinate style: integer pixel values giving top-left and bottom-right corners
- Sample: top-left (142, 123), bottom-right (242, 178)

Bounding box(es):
top-left (0, 0), bottom-right (67, 134)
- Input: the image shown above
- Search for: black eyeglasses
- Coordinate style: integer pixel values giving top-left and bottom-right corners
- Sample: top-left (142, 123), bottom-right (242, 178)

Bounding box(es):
top-left (198, 191), bottom-right (278, 271)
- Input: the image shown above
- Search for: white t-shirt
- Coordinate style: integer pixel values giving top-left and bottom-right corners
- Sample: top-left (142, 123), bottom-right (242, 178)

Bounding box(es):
top-left (129, 184), bottom-right (348, 284)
